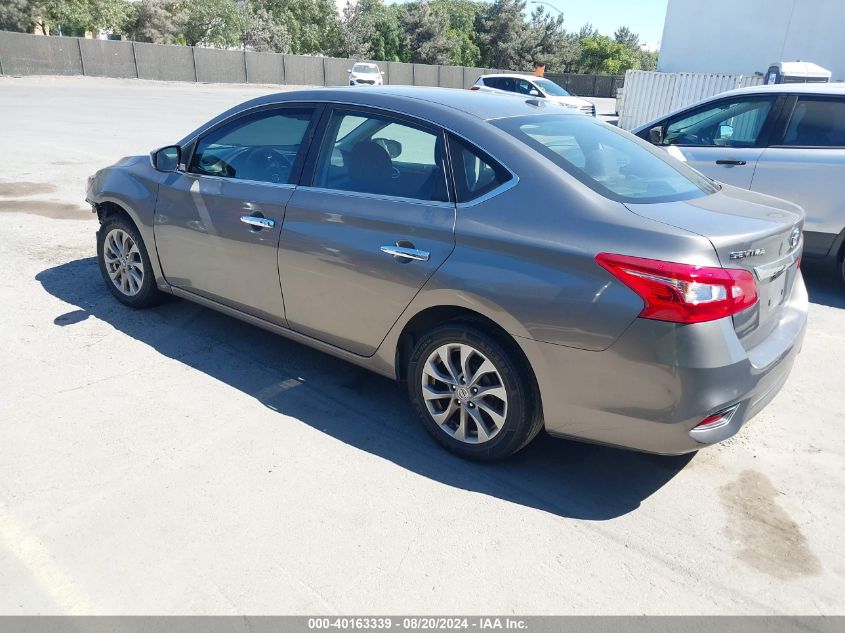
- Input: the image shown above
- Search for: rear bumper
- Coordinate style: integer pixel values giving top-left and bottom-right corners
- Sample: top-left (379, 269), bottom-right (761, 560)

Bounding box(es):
top-left (520, 274), bottom-right (808, 454)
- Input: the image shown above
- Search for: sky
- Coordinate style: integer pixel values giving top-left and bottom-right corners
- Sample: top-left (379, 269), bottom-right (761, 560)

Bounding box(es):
top-left (524, 0), bottom-right (669, 49)
top-left (370, 0), bottom-right (670, 51)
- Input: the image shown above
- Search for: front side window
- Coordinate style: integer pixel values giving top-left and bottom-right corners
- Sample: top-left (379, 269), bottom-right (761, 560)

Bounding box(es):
top-left (663, 97), bottom-right (774, 147)
top-left (448, 135), bottom-right (511, 202)
top-left (190, 108), bottom-right (313, 184)
top-left (313, 110), bottom-right (448, 201)
top-left (494, 114), bottom-right (719, 203)
top-left (781, 98), bottom-right (845, 147)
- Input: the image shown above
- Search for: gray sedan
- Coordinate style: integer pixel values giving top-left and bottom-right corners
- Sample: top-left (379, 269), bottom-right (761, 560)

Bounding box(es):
top-left (86, 87), bottom-right (807, 460)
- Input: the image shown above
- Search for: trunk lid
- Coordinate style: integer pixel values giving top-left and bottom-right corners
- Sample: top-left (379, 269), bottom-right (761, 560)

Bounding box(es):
top-left (625, 185), bottom-right (804, 348)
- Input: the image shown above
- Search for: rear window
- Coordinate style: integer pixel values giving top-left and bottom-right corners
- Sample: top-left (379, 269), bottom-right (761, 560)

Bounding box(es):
top-left (493, 114), bottom-right (719, 203)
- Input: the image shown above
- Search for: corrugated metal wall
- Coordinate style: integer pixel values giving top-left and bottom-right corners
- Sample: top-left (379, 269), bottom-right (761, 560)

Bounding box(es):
top-left (618, 70), bottom-right (764, 130)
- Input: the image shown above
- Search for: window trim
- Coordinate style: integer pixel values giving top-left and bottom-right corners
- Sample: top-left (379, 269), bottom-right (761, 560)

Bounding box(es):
top-left (300, 103), bottom-right (455, 204)
top-left (446, 132), bottom-right (518, 207)
top-left (658, 95), bottom-right (782, 149)
top-left (767, 94), bottom-right (845, 149)
top-left (183, 103), bottom-right (324, 186)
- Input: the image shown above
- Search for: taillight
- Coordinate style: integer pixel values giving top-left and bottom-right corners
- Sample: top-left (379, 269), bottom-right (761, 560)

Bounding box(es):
top-left (468, 86), bottom-right (480, 91)
top-left (595, 253), bottom-right (758, 324)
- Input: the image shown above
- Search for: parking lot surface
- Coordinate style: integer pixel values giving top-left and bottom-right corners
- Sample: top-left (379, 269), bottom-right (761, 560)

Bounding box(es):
top-left (0, 76), bottom-right (843, 615)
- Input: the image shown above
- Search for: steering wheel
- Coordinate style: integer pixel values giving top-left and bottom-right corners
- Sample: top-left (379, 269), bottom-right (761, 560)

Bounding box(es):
top-left (242, 148), bottom-right (294, 183)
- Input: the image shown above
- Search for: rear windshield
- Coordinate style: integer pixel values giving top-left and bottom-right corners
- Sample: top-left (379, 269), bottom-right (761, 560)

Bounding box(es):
top-left (493, 114), bottom-right (719, 203)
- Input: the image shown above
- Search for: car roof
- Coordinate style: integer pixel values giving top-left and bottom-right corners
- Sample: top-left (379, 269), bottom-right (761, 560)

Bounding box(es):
top-left (177, 86), bottom-right (579, 147)
top-left (717, 82), bottom-right (845, 98)
top-left (235, 86), bottom-right (573, 122)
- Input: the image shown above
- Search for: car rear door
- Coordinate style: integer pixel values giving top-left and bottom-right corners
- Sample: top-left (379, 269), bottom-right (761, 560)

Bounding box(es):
top-left (653, 94), bottom-right (783, 188)
top-left (750, 94), bottom-right (845, 257)
top-left (277, 106), bottom-right (456, 356)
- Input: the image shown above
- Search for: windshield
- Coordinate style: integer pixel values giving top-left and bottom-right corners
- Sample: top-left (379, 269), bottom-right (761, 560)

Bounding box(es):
top-left (352, 63), bottom-right (379, 74)
top-left (533, 78), bottom-right (571, 97)
top-left (494, 114), bottom-right (719, 203)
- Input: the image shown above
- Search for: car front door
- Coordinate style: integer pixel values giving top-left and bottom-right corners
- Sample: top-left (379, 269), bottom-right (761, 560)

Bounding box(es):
top-left (750, 95), bottom-right (845, 257)
top-left (154, 105), bottom-right (320, 325)
top-left (278, 106), bottom-right (455, 356)
top-left (652, 95), bottom-right (781, 188)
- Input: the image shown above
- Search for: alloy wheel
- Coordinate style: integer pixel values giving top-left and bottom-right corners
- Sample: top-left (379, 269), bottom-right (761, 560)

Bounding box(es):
top-left (103, 228), bottom-right (144, 297)
top-left (421, 343), bottom-right (508, 444)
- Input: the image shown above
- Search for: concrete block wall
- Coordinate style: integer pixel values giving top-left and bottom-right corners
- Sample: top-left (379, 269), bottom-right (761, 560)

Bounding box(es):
top-left (0, 30), bottom-right (620, 96)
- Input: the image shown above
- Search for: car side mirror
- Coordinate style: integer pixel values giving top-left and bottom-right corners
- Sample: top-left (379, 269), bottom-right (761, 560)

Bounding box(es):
top-left (373, 138), bottom-right (402, 159)
top-left (648, 126), bottom-right (664, 145)
top-left (151, 145), bottom-right (181, 172)
top-left (719, 124), bottom-right (734, 139)
top-left (346, 69), bottom-right (351, 73)
top-left (529, 89), bottom-right (540, 97)
top-left (380, 71), bottom-right (385, 75)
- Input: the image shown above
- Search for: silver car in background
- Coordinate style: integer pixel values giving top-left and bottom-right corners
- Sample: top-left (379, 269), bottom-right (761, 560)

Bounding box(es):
top-left (86, 87), bottom-right (806, 461)
top-left (635, 83), bottom-right (845, 283)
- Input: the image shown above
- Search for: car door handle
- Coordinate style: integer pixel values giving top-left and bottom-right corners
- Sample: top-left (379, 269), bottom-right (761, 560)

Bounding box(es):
top-left (715, 159), bottom-right (747, 165)
top-left (380, 245), bottom-right (430, 261)
top-left (240, 215), bottom-right (275, 229)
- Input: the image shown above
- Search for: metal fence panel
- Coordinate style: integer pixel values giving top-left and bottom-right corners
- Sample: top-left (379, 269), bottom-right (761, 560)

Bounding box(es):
top-left (245, 51), bottom-right (284, 85)
top-left (387, 61), bottom-right (412, 85)
top-left (412, 63), bottom-right (438, 86)
top-left (0, 31), bottom-right (82, 75)
top-left (194, 47), bottom-right (246, 84)
top-left (283, 55), bottom-right (324, 86)
top-left (134, 42), bottom-right (195, 82)
top-left (78, 38), bottom-right (136, 78)
top-left (618, 70), bottom-right (765, 130)
top-left (438, 65), bottom-right (463, 89)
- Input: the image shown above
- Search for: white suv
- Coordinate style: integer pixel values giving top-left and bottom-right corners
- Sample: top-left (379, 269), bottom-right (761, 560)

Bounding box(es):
top-left (635, 83), bottom-right (845, 282)
top-left (348, 62), bottom-right (384, 86)
top-left (471, 74), bottom-right (596, 116)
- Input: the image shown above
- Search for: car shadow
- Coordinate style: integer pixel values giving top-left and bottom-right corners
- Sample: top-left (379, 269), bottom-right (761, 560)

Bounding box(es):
top-left (802, 261), bottom-right (845, 309)
top-left (37, 257), bottom-right (694, 521)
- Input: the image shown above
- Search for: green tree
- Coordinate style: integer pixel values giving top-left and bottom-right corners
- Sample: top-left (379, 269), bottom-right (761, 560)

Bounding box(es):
top-left (337, 0), bottom-right (375, 58)
top-left (124, 0), bottom-right (185, 44)
top-left (396, 1), bottom-right (454, 65)
top-left (478, 0), bottom-right (532, 70)
top-left (579, 33), bottom-right (640, 75)
top-left (179, 0), bottom-right (247, 48)
top-left (251, 0), bottom-right (340, 55)
top-left (430, 0), bottom-right (485, 67)
top-left (242, 5), bottom-right (290, 52)
top-left (613, 25), bottom-right (639, 49)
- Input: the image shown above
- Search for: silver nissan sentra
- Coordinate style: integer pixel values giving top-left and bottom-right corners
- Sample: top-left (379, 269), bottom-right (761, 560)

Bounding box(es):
top-left (86, 87), bottom-right (807, 461)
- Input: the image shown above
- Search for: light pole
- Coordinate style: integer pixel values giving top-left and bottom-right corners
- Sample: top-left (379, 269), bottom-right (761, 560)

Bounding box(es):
top-left (529, 1), bottom-right (563, 15)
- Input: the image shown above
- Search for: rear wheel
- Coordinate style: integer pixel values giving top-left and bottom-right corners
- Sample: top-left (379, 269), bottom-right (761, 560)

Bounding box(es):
top-left (97, 215), bottom-right (163, 308)
top-left (408, 322), bottom-right (543, 461)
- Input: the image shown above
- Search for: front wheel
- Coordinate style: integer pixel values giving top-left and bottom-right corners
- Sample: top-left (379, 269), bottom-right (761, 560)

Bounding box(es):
top-left (97, 215), bottom-right (163, 308)
top-left (407, 323), bottom-right (543, 461)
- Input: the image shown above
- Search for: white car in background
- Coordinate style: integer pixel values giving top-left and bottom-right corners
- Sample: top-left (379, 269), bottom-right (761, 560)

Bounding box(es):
top-left (471, 73), bottom-right (596, 116)
top-left (348, 62), bottom-right (384, 86)
top-left (634, 83), bottom-right (845, 282)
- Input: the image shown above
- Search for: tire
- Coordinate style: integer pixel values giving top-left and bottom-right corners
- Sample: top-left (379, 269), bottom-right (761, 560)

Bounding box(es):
top-left (407, 321), bottom-right (543, 461)
top-left (96, 214), bottom-right (163, 308)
